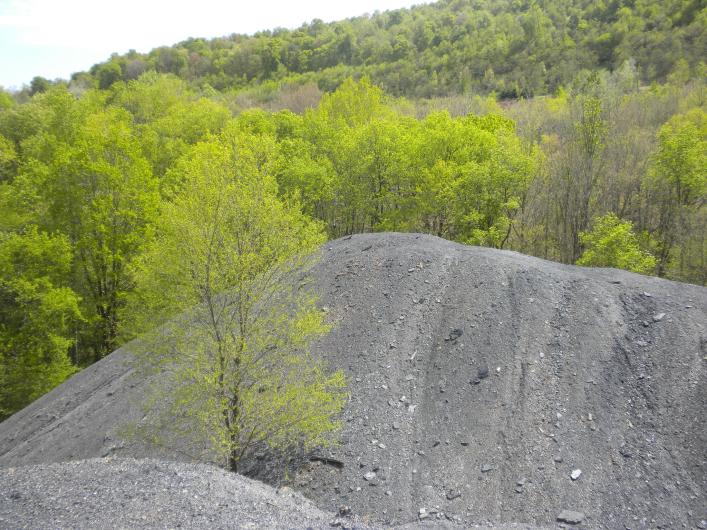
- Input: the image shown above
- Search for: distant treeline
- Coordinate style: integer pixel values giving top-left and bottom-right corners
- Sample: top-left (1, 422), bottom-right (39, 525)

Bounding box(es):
top-left (19, 0), bottom-right (706, 99)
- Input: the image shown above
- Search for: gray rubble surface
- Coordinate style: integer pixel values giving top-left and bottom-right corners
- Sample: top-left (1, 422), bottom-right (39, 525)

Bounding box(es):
top-left (0, 457), bottom-right (369, 529)
top-left (1, 233), bottom-right (706, 529)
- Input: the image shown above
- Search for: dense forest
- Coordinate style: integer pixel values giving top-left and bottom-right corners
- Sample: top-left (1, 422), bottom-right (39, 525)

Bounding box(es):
top-left (22, 0), bottom-right (706, 99)
top-left (0, 0), bottom-right (705, 419)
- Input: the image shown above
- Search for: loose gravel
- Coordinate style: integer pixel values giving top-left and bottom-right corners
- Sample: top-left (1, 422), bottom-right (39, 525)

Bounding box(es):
top-left (1, 233), bottom-right (705, 529)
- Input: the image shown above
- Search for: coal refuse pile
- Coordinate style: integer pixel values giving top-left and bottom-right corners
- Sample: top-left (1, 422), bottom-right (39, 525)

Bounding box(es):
top-left (1, 233), bottom-right (705, 529)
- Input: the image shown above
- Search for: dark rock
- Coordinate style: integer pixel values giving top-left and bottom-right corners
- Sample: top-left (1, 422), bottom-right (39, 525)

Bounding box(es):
top-left (446, 328), bottom-right (463, 341)
top-left (478, 366), bottom-right (489, 379)
top-left (445, 489), bottom-right (461, 500)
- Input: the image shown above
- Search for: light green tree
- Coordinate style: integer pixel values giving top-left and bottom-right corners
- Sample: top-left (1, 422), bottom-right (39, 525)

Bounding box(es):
top-left (648, 108), bottom-right (706, 282)
top-left (128, 127), bottom-right (346, 472)
top-left (0, 227), bottom-right (82, 419)
top-left (23, 106), bottom-right (159, 360)
top-left (576, 213), bottom-right (656, 274)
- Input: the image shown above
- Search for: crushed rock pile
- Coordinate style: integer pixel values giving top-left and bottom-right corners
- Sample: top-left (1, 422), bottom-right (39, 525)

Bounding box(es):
top-left (0, 457), bottom-right (369, 529)
top-left (1, 233), bottom-right (705, 529)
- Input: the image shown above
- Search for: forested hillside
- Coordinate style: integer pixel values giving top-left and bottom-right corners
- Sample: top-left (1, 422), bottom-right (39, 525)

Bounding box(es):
top-left (0, 0), bottom-right (705, 420)
top-left (27, 0), bottom-right (707, 99)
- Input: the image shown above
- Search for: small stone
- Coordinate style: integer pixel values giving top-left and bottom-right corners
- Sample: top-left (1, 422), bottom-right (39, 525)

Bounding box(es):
top-left (516, 478), bottom-right (526, 486)
top-left (481, 464), bottom-right (493, 473)
top-left (652, 312), bottom-right (666, 322)
top-left (419, 508), bottom-right (428, 520)
top-left (478, 366), bottom-right (489, 379)
top-left (392, 422), bottom-right (401, 430)
top-left (446, 328), bottom-right (463, 341)
top-left (557, 510), bottom-right (585, 525)
top-left (515, 486), bottom-right (524, 494)
top-left (364, 472), bottom-right (376, 481)
top-left (405, 374), bottom-right (415, 381)
top-left (460, 441), bottom-right (469, 446)
top-left (446, 489), bottom-right (461, 500)
top-left (554, 456), bottom-right (564, 463)
top-left (570, 469), bottom-right (582, 480)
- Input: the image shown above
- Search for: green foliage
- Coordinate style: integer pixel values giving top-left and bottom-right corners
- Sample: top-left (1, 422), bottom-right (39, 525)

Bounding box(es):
top-left (647, 108), bottom-right (706, 281)
top-left (127, 127), bottom-right (345, 471)
top-left (576, 213), bottom-right (656, 274)
top-left (2, 42), bottom-right (704, 423)
top-left (12, 92), bottom-right (159, 361)
top-left (0, 134), bottom-right (17, 182)
top-left (0, 227), bottom-right (82, 419)
top-left (265, 79), bottom-right (537, 244)
top-left (29, 76), bottom-right (51, 96)
top-left (76, 0), bottom-right (705, 98)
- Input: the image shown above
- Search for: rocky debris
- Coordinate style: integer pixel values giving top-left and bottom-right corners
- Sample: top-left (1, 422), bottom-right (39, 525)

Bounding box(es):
top-left (446, 328), bottom-right (463, 342)
top-left (1, 233), bottom-right (705, 529)
top-left (445, 488), bottom-right (461, 500)
top-left (477, 366), bottom-right (490, 379)
top-left (481, 464), bottom-right (494, 473)
top-left (652, 312), bottom-right (666, 322)
top-left (363, 471), bottom-right (377, 481)
top-left (557, 510), bottom-right (585, 525)
top-left (0, 458), bottom-right (370, 530)
top-left (570, 469), bottom-right (582, 481)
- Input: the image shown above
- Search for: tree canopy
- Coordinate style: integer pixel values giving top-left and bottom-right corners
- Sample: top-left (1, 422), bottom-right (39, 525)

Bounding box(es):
top-left (49, 0), bottom-right (706, 99)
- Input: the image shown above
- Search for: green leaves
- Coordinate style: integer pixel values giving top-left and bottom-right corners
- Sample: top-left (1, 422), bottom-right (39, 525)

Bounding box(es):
top-left (0, 227), bottom-right (82, 419)
top-left (127, 127), bottom-right (343, 471)
top-left (577, 213), bottom-right (656, 274)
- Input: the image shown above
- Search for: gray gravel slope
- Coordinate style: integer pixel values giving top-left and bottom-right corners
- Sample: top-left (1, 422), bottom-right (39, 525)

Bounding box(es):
top-left (1, 233), bottom-right (705, 529)
top-left (0, 457), bottom-right (364, 529)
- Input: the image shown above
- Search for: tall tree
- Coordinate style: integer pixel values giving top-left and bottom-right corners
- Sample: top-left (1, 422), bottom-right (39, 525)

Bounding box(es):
top-left (647, 108), bottom-right (706, 282)
top-left (0, 227), bottom-right (82, 419)
top-left (18, 104), bottom-right (160, 361)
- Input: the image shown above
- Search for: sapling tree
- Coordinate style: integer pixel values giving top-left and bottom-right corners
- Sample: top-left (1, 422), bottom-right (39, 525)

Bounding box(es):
top-left (128, 127), bottom-right (346, 472)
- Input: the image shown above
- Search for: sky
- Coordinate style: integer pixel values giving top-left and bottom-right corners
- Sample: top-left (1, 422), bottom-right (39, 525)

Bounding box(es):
top-left (0, 0), bottom-right (424, 89)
